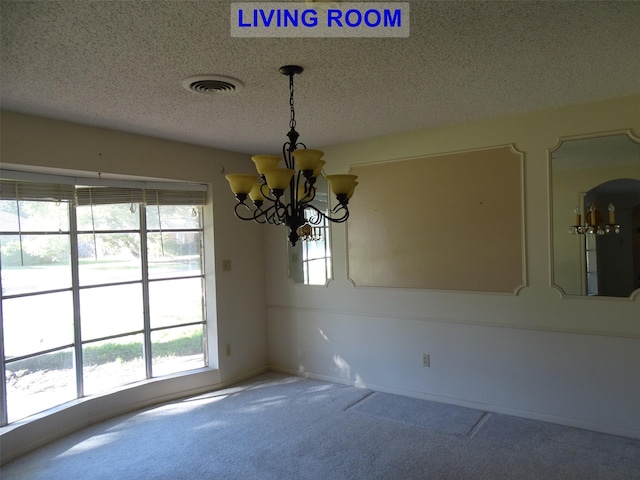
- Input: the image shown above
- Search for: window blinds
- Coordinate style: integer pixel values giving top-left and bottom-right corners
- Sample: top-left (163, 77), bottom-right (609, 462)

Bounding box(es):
top-left (0, 171), bottom-right (207, 206)
top-left (74, 186), bottom-right (206, 206)
top-left (0, 179), bottom-right (76, 203)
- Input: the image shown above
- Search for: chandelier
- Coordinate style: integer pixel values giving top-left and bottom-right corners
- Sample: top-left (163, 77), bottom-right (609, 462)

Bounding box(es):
top-left (569, 201), bottom-right (620, 235)
top-left (225, 65), bottom-right (358, 246)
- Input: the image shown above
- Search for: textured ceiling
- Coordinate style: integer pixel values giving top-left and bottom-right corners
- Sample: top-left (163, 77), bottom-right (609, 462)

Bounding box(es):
top-left (1, 0), bottom-right (640, 155)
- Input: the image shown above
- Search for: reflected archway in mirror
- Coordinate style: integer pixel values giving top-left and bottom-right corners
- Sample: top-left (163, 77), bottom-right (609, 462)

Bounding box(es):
top-left (550, 132), bottom-right (640, 298)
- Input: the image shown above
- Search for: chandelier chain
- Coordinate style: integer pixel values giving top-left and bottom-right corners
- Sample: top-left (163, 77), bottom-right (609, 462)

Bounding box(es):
top-left (289, 73), bottom-right (296, 130)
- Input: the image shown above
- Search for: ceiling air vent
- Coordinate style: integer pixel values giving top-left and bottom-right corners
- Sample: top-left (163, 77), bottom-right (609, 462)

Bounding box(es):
top-left (182, 75), bottom-right (244, 95)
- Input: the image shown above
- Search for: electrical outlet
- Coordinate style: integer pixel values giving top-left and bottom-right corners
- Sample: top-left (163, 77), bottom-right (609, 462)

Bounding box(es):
top-left (225, 344), bottom-right (232, 356)
top-left (422, 354), bottom-right (430, 368)
top-left (223, 259), bottom-right (232, 271)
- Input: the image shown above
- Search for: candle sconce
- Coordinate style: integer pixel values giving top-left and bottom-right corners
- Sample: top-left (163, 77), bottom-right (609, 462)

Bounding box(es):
top-left (569, 201), bottom-right (621, 235)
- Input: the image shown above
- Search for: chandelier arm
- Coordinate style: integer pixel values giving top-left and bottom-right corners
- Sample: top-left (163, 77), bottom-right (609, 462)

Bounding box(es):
top-left (298, 171), bottom-right (315, 205)
top-left (260, 202), bottom-right (279, 224)
top-left (283, 142), bottom-right (294, 170)
top-left (259, 180), bottom-right (274, 201)
top-left (267, 212), bottom-right (282, 225)
top-left (306, 185), bottom-right (316, 203)
top-left (233, 201), bottom-right (281, 224)
top-left (326, 210), bottom-right (350, 224)
top-left (298, 185), bottom-right (315, 205)
top-left (231, 191), bottom-right (294, 226)
top-left (331, 202), bottom-right (350, 222)
top-left (264, 204), bottom-right (284, 225)
top-left (298, 169), bottom-right (314, 201)
top-left (302, 206), bottom-right (324, 226)
top-left (304, 204), bottom-right (350, 224)
top-left (233, 202), bottom-right (265, 223)
top-left (294, 169), bottom-right (302, 207)
top-left (274, 199), bottom-right (290, 223)
top-left (259, 202), bottom-right (287, 225)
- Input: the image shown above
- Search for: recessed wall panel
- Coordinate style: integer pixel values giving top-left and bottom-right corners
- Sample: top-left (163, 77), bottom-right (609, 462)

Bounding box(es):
top-left (348, 146), bottom-right (524, 293)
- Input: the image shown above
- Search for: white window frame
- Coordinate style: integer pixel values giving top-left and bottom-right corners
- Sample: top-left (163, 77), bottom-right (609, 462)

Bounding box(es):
top-left (0, 170), bottom-right (209, 425)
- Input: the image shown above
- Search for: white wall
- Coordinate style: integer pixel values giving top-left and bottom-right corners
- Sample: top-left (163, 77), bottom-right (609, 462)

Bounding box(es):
top-left (265, 95), bottom-right (640, 438)
top-left (0, 111), bottom-right (268, 462)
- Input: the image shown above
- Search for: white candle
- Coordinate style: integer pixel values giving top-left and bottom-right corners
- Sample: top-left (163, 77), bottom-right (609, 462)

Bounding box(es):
top-left (608, 203), bottom-right (615, 224)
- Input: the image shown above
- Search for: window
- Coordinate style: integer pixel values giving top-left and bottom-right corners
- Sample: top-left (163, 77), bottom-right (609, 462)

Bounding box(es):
top-left (585, 233), bottom-right (598, 296)
top-left (0, 173), bottom-right (208, 425)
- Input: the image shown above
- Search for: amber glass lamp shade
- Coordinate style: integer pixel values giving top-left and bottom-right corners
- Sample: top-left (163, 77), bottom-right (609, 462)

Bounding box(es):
top-left (225, 174), bottom-right (257, 195)
top-left (263, 168), bottom-right (295, 191)
top-left (326, 174), bottom-right (358, 195)
top-left (249, 183), bottom-right (267, 202)
top-left (252, 155), bottom-right (282, 175)
top-left (292, 149), bottom-right (324, 172)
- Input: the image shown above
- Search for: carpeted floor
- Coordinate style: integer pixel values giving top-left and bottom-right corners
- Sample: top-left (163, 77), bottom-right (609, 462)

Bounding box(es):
top-left (2, 372), bottom-right (639, 479)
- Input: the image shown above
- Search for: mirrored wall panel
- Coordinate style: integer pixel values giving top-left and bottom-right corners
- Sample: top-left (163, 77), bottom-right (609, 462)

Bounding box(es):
top-left (551, 132), bottom-right (640, 297)
top-left (288, 175), bottom-right (332, 285)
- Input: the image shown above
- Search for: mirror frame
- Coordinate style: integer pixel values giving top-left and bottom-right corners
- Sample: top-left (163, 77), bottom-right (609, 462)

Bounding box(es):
top-left (548, 129), bottom-right (640, 300)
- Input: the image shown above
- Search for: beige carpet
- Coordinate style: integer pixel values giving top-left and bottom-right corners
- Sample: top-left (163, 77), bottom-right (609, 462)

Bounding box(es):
top-left (3, 372), bottom-right (639, 479)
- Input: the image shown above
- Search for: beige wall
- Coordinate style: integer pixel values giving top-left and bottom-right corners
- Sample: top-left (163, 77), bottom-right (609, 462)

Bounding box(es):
top-left (265, 95), bottom-right (640, 438)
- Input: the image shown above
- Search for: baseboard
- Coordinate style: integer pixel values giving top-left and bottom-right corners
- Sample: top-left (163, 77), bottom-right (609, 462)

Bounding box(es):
top-left (216, 366), bottom-right (271, 389)
top-left (269, 365), bottom-right (640, 440)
